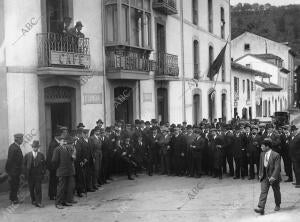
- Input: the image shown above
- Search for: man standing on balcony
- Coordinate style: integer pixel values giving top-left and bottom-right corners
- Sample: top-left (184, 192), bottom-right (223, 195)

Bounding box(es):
top-left (57, 16), bottom-right (73, 35)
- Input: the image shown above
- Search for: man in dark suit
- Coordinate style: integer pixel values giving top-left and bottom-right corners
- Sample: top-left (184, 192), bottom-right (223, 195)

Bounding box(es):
top-left (289, 125), bottom-right (300, 188)
top-left (170, 128), bottom-right (187, 176)
top-left (246, 126), bottom-right (262, 180)
top-left (23, 140), bottom-right (46, 207)
top-left (52, 136), bottom-right (77, 209)
top-left (159, 127), bottom-right (172, 175)
top-left (190, 128), bottom-right (205, 177)
top-left (147, 128), bottom-right (161, 175)
top-left (255, 138), bottom-right (281, 215)
top-left (5, 133), bottom-right (24, 204)
top-left (88, 126), bottom-right (102, 189)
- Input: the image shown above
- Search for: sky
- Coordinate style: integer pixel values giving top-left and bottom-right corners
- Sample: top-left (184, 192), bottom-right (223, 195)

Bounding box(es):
top-left (230, 0), bottom-right (300, 6)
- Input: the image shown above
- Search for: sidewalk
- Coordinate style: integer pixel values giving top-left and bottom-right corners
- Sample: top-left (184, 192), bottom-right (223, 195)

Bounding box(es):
top-left (0, 174), bottom-right (300, 222)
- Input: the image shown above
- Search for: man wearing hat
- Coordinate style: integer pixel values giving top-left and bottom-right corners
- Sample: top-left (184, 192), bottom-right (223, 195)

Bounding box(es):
top-left (246, 126), bottom-right (262, 180)
top-left (90, 119), bottom-right (104, 136)
top-left (159, 127), bottom-right (172, 175)
top-left (5, 133), bottom-right (24, 204)
top-left (281, 126), bottom-right (293, 182)
top-left (170, 127), bottom-right (186, 176)
top-left (147, 128), bottom-right (161, 175)
top-left (75, 129), bottom-right (90, 197)
top-left (289, 125), bottom-right (300, 188)
top-left (88, 126), bottom-right (102, 190)
top-left (265, 124), bottom-right (281, 154)
top-left (52, 136), bottom-right (77, 209)
top-left (23, 141), bottom-right (46, 207)
top-left (255, 138), bottom-right (281, 215)
top-left (190, 128), bottom-right (205, 177)
top-left (184, 125), bottom-right (196, 176)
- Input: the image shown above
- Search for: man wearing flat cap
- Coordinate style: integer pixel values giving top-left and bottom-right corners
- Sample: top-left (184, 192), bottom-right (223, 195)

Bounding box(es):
top-left (5, 133), bottom-right (24, 204)
top-left (255, 138), bottom-right (281, 215)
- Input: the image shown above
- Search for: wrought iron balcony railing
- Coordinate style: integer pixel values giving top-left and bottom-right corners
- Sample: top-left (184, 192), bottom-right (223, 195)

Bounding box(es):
top-left (37, 32), bottom-right (90, 69)
top-left (106, 51), bottom-right (154, 73)
top-left (152, 0), bottom-right (178, 15)
top-left (155, 52), bottom-right (179, 77)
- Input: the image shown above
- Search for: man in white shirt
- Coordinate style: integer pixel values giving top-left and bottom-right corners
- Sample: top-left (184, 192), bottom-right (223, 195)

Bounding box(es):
top-left (255, 138), bottom-right (281, 215)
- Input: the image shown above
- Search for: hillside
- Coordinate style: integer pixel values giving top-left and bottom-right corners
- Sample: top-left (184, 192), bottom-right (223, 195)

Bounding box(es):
top-left (231, 3), bottom-right (300, 56)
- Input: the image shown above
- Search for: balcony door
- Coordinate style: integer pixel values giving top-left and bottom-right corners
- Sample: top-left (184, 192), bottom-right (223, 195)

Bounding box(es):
top-left (114, 87), bottom-right (133, 124)
top-left (46, 0), bottom-right (73, 32)
top-left (157, 88), bottom-right (168, 124)
top-left (156, 23), bottom-right (166, 74)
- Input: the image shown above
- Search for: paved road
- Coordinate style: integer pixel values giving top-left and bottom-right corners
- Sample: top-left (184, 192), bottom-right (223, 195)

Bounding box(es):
top-left (0, 174), bottom-right (299, 222)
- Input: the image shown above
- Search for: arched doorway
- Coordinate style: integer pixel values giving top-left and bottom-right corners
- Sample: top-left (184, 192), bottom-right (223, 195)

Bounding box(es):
top-left (242, 107), bottom-right (248, 120)
top-left (114, 87), bottom-right (133, 124)
top-left (44, 86), bottom-right (76, 145)
top-left (193, 94), bottom-right (201, 125)
top-left (157, 88), bottom-right (168, 124)
top-left (221, 90), bottom-right (227, 122)
top-left (208, 89), bottom-right (215, 123)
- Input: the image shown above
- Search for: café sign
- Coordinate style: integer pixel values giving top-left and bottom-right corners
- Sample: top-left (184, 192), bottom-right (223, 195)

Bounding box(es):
top-left (50, 51), bottom-right (90, 69)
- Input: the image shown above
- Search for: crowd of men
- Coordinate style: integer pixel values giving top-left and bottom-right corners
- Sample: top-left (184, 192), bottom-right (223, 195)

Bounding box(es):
top-left (3, 118), bottom-right (300, 209)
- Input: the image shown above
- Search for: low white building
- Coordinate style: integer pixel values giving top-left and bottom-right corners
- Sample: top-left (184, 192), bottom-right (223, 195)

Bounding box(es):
top-left (231, 62), bottom-right (270, 120)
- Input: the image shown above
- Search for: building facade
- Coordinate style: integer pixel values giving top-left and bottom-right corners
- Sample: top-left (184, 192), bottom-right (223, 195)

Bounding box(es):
top-left (231, 32), bottom-right (295, 109)
top-left (0, 0), bottom-right (231, 173)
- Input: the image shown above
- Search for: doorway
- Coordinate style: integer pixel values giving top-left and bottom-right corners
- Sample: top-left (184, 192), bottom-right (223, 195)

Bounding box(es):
top-left (114, 87), bottom-right (133, 123)
top-left (157, 88), bottom-right (168, 124)
top-left (44, 86), bottom-right (75, 146)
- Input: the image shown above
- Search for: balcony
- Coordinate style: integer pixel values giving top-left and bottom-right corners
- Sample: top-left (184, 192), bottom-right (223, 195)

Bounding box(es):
top-left (152, 0), bottom-right (178, 15)
top-left (105, 49), bottom-right (154, 80)
top-left (155, 52), bottom-right (179, 80)
top-left (37, 33), bottom-right (91, 75)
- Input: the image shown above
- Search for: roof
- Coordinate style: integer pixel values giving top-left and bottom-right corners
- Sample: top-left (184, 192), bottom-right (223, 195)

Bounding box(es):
top-left (232, 32), bottom-right (291, 50)
top-left (253, 54), bottom-right (283, 62)
top-left (255, 81), bottom-right (282, 91)
top-left (280, 68), bottom-right (290, 74)
top-left (231, 62), bottom-right (271, 78)
top-left (235, 54), bottom-right (281, 69)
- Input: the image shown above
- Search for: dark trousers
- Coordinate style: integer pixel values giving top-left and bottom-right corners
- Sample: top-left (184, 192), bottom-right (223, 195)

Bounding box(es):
top-left (152, 151), bottom-right (160, 173)
top-left (48, 170), bottom-right (57, 199)
top-left (173, 155), bottom-right (185, 175)
top-left (248, 152), bottom-right (259, 178)
top-left (223, 149), bottom-right (234, 176)
top-left (160, 153), bottom-right (171, 174)
top-left (258, 178), bottom-right (281, 209)
top-left (28, 177), bottom-right (42, 204)
top-left (282, 152), bottom-right (293, 179)
top-left (100, 152), bottom-right (108, 183)
top-left (191, 153), bottom-right (202, 177)
top-left (8, 174), bottom-right (20, 201)
top-left (293, 160), bottom-right (300, 185)
top-left (234, 156), bottom-right (247, 178)
top-left (56, 176), bottom-right (75, 205)
top-left (75, 164), bottom-right (87, 194)
top-left (147, 155), bottom-right (154, 175)
top-left (92, 152), bottom-right (102, 187)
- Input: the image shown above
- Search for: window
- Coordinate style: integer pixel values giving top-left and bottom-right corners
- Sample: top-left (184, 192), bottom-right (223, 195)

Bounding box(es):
top-left (244, 44), bottom-right (250, 51)
top-left (105, 0), bottom-right (152, 48)
top-left (246, 64), bottom-right (251, 68)
top-left (234, 77), bottom-right (239, 100)
top-left (242, 80), bottom-right (245, 93)
top-left (268, 100), bottom-right (271, 116)
top-left (251, 81), bottom-right (254, 91)
top-left (105, 4), bottom-right (118, 42)
top-left (263, 100), bottom-right (268, 117)
top-left (247, 79), bottom-right (250, 100)
top-left (220, 7), bottom-right (225, 39)
top-left (192, 0), bottom-right (198, 25)
top-left (208, 0), bottom-right (213, 33)
top-left (209, 45), bottom-right (214, 80)
top-left (193, 40), bottom-right (200, 79)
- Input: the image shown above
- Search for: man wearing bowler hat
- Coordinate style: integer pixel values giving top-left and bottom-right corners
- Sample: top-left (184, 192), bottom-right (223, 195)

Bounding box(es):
top-left (23, 140), bottom-right (46, 207)
top-left (289, 125), bottom-right (300, 188)
top-left (255, 138), bottom-right (281, 215)
top-left (5, 133), bottom-right (24, 204)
